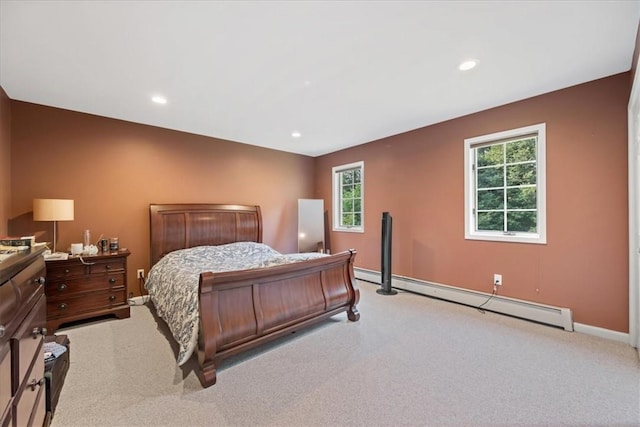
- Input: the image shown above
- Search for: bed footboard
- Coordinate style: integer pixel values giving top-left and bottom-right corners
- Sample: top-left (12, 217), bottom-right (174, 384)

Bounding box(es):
top-left (196, 249), bottom-right (359, 387)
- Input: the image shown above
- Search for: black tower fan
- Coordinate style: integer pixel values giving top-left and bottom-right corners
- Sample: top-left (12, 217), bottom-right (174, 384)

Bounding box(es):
top-left (377, 211), bottom-right (397, 295)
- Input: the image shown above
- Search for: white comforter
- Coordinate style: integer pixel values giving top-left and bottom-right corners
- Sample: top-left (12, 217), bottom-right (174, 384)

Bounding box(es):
top-left (145, 242), bottom-right (326, 365)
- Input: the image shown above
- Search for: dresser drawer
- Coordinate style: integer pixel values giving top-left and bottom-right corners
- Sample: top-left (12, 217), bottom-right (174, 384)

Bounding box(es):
top-left (11, 258), bottom-right (45, 306)
top-left (47, 289), bottom-right (127, 319)
top-left (11, 296), bottom-right (46, 390)
top-left (0, 406), bottom-right (10, 427)
top-left (47, 273), bottom-right (126, 299)
top-left (0, 344), bottom-right (10, 425)
top-left (89, 258), bottom-right (125, 274)
top-left (13, 347), bottom-right (44, 427)
top-left (45, 263), bottom-right (86, 280)
top-left (0, 280), bottom-right (18, 328)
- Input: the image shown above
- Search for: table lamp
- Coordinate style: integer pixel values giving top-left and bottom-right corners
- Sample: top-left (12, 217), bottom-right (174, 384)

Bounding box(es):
top-left (33, 199), bottom-right (74, 253)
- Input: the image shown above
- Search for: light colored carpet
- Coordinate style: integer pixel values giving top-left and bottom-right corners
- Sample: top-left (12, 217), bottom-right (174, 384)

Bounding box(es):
top-left (50, 281), bottom-right (639, 426)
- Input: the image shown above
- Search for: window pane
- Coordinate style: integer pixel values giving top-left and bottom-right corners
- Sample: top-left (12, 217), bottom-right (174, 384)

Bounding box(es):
top-left (333, 161), bottom-right (364, 232)
top-left (477, 145), bottom-right (503, 167)
top-left (507, 187), bottom-right (536, 209)
top-left (507, 211), bottom-right (537, 232)
top-left (507, 163), bottom-right (536, 186)
top-left (465, 123), bottom-right (545, 243)
top-left (506, 138), bottom-right (536, 163)
top-left (353, 169), bottom-right (361, 184)
top-left (477, 211), bottom-right (504, 231)
top-left (477, 166), bottom-right (504, 189)
top-left (342, 171), bottom-right (354, 185)
top-left (477, 189), bottom-right (504, 210)
top-left (353, 183), bottom-right (361, 197)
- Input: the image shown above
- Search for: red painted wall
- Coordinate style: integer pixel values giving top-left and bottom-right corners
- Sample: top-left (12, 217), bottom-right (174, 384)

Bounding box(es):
top-left (3, 72), bottom-right (632, 332)
top-left (9, 101), bottom-right (316, 296)
top-left (316, 73), bottom-right (630, 332)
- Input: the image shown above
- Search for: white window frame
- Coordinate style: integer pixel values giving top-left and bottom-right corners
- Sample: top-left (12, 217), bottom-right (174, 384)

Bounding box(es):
top-left (464, 123), bottom-right (547, 244)
top-left (332, 161), bottom-right (364, 233)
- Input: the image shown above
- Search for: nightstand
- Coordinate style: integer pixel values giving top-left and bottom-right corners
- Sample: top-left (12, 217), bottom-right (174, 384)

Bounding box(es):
top-left (44, 249), bottom-right (130, 333)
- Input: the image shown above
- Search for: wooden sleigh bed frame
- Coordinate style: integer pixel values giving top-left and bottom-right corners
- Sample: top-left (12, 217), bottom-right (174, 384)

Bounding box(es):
top-left (149, 203), bottom-right (360, 387)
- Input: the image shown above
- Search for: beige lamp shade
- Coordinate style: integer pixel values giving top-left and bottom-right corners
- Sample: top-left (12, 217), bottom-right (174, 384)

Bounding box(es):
top-left (33, 199), bottom-right (75, 221)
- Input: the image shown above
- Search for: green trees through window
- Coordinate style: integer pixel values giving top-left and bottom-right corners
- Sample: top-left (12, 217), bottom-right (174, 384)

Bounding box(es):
top-left (340, 167), bottom-right (362, 227)
top-left (465, 123), bottom-right (546, 244)
top-left (332, 161), bottom-right (364, 232)
top-left (475, 137), bottom-right (538, 233)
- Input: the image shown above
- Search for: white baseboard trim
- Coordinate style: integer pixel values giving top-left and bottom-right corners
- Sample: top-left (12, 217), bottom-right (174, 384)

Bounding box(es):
top-left (355, 267), bottom-right (573, 331)
top-left (354, 267), bottom-right (381, 285)
top-left (356, 267), bottom-right (635, 344)
top-left (573, 323), bottom-right (630, 344)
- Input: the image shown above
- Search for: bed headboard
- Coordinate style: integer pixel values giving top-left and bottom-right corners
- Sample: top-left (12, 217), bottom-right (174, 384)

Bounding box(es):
top-left (149, 204), bottom-right (263, 266)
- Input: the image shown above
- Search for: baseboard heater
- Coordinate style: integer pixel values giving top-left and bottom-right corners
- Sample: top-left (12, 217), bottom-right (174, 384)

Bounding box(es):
top-left (354, 267), bottom-right (573, 331)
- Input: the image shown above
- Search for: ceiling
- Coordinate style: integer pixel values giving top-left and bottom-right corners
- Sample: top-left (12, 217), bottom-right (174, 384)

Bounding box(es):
top-left (1, 1), bottom-right (639, 157)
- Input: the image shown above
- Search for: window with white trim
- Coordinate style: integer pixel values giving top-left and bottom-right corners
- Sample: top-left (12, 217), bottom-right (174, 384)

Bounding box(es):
top-left (332, 161), bottom-right (364, 232)
top-left (464, 123), bottom-right (547, 244)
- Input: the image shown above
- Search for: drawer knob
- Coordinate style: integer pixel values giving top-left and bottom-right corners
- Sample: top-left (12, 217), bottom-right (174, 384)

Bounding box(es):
top-left (109, 295), bottom-right (116, 302)
top-left (28, 378), bottom-right (45, 391)
top-left (58, 303), bottom-right (67, 311)
top-left (64, 269), bottom-right (70, 274)
top-left (33, 276), bottom-right (45, 285)
top-left (0, 325), bottom-right (4, 338)
top-left (57, 283), bottom-right (67, 291)
top-left (105, 264), bottom-right (111, 270)
top-left (109, 278), bottom-right (116, 285)
top-left (32, 327), bottom-right (47, 338)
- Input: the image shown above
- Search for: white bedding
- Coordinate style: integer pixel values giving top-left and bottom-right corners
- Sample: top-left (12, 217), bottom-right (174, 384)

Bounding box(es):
top-left (145, 242), bottom-right (326, 365)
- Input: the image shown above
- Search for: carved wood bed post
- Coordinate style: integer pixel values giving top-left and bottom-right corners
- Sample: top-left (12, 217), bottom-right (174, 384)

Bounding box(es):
top-left (197, 271), bottom-right (219, 387)
top-left (346, 249), bottom-right (360, 322)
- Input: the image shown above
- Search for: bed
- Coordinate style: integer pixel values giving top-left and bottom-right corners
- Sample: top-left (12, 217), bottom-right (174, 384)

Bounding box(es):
top-left (146, 203), bottom-right (360, 387)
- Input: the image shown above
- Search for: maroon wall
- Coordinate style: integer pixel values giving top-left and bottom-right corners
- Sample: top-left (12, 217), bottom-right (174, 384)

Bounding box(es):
top-left (10, 101), bottom-right (316, 296)
top-left (316, 73), bottom-right (631, 332)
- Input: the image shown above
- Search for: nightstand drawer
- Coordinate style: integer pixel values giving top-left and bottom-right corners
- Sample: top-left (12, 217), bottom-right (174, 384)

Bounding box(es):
top-left (47, 290), bottom-right (127, 319)
top-left (89, 259), bottom-right (125, 274)
top-left (46, 274), bottom-right (126, 299)
top-left (45, 264), bottom-right (86, 280)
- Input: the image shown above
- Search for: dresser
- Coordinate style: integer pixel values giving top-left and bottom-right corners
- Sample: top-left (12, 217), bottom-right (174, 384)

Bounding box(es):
top-left (45, 250), bottom-right (130, 333)
top-left (0, 248), bottom-right (47, 427)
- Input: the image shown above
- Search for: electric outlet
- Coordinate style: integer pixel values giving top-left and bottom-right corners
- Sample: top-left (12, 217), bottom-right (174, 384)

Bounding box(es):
top-left (494, 274), bottom-right (502, 286)
top-left (137, 269), bottom-right (144, 279)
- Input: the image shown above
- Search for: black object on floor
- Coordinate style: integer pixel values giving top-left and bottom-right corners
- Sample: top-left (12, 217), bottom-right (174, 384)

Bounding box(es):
top-left (44, 334), bottom-right (70, 423)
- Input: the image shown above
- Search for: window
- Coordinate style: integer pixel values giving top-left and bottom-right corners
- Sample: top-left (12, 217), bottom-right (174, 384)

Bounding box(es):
top-left (464, 123), bottom-right (546, 244)
top-left (333, 161), bottom-right (364, 232)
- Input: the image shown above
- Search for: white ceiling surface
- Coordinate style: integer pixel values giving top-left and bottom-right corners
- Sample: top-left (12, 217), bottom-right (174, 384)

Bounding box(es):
top-left (1, 1), bottom-right (639, 157)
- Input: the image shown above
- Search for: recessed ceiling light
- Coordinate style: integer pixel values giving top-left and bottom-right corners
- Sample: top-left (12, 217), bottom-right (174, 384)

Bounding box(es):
top-left (291, 131), bottom-right (302, 138)
top-left (459, 60), bottom-right (477, 71)
top-left (151, 95), bottom-right (167, 104)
